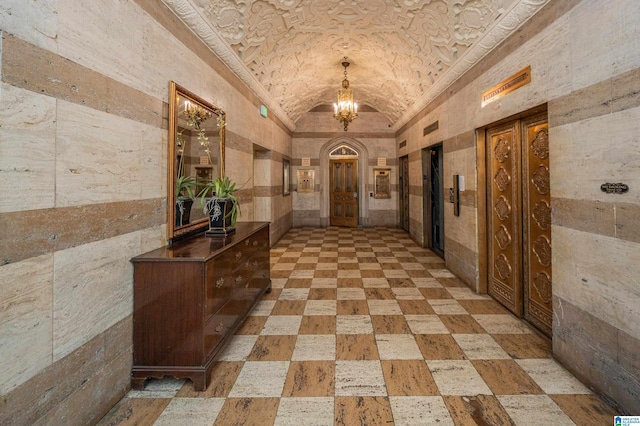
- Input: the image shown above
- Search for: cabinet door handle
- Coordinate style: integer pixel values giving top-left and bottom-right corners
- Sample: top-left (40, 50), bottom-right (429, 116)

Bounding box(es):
top-left (235, 276), bottom-right (243, 284)
top-left (252, 260), bottom-right (258, 268)
top-left (216, 277), bottom-right (225, 288)
top-left (214, 323), bottom-right (224, 333)
top-left (235, 251), bottom-right (242, 260)
top-left (245, 239), bottom-right (250, 246)
top-left (253, 241), bottom-right (258, 246)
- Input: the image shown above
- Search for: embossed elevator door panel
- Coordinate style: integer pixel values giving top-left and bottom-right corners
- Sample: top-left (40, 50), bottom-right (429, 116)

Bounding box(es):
top-left (486, 114), bottom-right (551, 337)
top-left (487, 122), bottom-right (523, 316)
top-left (330, 159), bottom-right (358, 227)
top-left (522, 117), bottom-right (552, 336)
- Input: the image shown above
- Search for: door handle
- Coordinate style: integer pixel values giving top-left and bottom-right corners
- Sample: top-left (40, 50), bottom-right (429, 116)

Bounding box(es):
top-left (354, 192), bottom-right (358, 198)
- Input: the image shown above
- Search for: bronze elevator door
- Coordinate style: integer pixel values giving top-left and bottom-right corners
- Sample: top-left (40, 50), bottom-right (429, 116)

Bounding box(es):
top-left (486, 114), bottom-right (552, 336)
top-left (330, 159), bottom-right (358, 227)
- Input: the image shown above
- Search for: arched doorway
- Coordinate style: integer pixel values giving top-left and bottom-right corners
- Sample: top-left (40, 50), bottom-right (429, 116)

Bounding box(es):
top-left (319, 138), bottom-right (370, 227)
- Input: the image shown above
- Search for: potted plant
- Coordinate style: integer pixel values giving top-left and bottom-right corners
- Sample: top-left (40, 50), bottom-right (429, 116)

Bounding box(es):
top-left (201, 176), bottom-right (241, 236)
top-left (175, 174), bottom-right (199, 226)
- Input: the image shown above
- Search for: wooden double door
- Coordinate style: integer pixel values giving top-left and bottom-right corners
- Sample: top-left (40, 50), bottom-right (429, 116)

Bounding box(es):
top-left (486, 113), bottom-right (552, 336)
top-left (330, 159), bottom-right (358, 227)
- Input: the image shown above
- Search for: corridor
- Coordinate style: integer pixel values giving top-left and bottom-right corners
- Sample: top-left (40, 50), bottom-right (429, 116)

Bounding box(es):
top-left (100, 227), bottom-right (617, 425)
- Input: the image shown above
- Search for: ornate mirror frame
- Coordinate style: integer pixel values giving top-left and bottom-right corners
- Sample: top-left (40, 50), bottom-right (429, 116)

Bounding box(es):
top-left (168, 81), bottom-right (225, 242)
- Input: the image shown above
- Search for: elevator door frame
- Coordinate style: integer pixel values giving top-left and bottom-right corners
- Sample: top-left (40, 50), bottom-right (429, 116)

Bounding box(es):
top-left (476, 104), bottom-right (551, 338)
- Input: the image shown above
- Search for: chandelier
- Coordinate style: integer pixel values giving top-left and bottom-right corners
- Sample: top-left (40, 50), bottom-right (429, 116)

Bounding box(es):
top-left (333, 57), bottom-right (358, 131)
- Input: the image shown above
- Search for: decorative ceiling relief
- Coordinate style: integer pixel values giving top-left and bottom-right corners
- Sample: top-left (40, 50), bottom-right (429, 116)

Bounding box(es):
top-left (162, 0), bottom-right (550, 131)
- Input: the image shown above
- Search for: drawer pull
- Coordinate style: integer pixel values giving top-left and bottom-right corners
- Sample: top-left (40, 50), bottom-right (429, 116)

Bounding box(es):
top-left (253, 241), bottom-right (258, 246)
top-left (216, 277), bottom-right (225, 288)
top-left (235, 276), bottom-right (243, 284)
top-left (252, 260), bottom-right (258, 268)
top-left (245, 239), bottom-right (250, 246)
top-left (214, 323), bottom-right (224, 333)
top-left (235, 251), bottom-right (242, 260)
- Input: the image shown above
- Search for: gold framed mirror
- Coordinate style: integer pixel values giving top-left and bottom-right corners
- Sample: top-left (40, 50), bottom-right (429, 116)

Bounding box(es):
top-left (168, 81), bottom-right (225, 242)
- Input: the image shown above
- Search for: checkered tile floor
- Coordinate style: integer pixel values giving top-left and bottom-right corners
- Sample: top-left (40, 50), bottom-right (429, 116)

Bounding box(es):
top-left (100, 227), bottom-right (617, 425)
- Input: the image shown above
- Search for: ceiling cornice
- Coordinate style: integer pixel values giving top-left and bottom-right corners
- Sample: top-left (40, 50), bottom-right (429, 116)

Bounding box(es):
top-left (392, 0), bottom-right (551, 131)
top-left (161, 0), bottom-right (298, 131)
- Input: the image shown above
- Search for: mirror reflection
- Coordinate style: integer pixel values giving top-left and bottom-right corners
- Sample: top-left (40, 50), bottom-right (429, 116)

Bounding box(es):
top-left (168, 81), bottom-right (225, 242)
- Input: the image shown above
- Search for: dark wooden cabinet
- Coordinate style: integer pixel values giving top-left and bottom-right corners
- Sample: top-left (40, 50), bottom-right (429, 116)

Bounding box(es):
top-left (131, 222), bottom-right (270, 391)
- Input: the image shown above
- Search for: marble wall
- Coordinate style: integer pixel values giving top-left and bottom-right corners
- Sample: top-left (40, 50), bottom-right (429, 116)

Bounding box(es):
top-left (395, 0), bottom-right (640, 413)
top-left (292, 108), bottom-right (397, 227)
top-left (0, 0), bottom-right (292, 424)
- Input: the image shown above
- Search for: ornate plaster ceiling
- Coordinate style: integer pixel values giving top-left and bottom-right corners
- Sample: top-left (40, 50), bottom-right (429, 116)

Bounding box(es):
top-left (162, 0), bottom-right (550, 131)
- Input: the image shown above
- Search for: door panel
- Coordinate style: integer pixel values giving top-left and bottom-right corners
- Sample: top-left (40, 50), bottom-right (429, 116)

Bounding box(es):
top-left (485, 113), bottom-right (551, 337)
top-left (522, 117), bottom-right (552, 336)
top-left (399, 155), bottom-right (409, 232)
top-left (487, 122), bottom-right (523, 316)
top-left (330, 159), bottom-right (358, 227)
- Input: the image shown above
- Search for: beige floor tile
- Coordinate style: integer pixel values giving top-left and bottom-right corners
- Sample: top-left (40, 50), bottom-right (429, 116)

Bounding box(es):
top-left (154, 397), bottom-right (225, 426)
top-left (371, 315), bottom-right (411, 334)
top-left (275, 397), bottom-right (334, 426)
top-left (217, 335), bottom-right (258, 361)
top-left (298, 315), bottom-right (336, 334)
top-left (282, 361), bottom-right (335, 397)
top-left (291, 334), bottom-right (336, 361)
top-left (335, 396), bottom-right (393, 426)
top-left (362, 278), bottom-right (389, 288)
top-left (336, 334), bottom-right (380, 360)
top-left (391, 287), bottom-right (424, 299)
top-left (310, 277), bottom-right (337, 288)
top-left (367, 300), bottom-right (403, 315)
top-left (383, 269), bottom-right (410, 279)
top-left (247, 335), bottom-right (296, 361)
top-left (443, 395), bottom-right (514, 425)
top-left (428, 269), bottom-right (456, 278)
top-left (411, 277), bottom-right (443, 288)
top-left (497, 395), bottom-right (575, 426)
top-left (228, 361), bottom-right (289, 397)
top-left (472, 314), bottom-right (534, 334)
top-left (381, 360), bottom-right (439, 396)
top-left (376, 334), bottom-right (423, 360)
top-left (336, 315), bottom-right (374, 334)
top-left (516, 359), bottom-right (592, 394)
top-left (279, 288), bottom-right (310, 300)
top-left (261, 316), bottom-right (302, 335)
top-left (335, 361), bottom-right (386, 396)
top-left (428, 299), bottom-right (468, 315)
top-left (405, 315), bottom-right (450, 334)
top-left (427, 360), bottom-right (492, 396)
top-left (389, 396), bottom-right (454, 426)
top-left (303, 300), bottom-right (336, 316)
top-left (213, 397), bottom-right (279, 426)
top-left (250, 300), bottom-right (276, 316)
top-left (452, 334), bottom-right (511, 359)
top-left (337, 288), bottom-right (366, 300)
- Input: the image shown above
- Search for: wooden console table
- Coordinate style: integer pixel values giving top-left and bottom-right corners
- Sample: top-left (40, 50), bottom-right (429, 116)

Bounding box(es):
top-left (131, 222), bottom-right (271, 391)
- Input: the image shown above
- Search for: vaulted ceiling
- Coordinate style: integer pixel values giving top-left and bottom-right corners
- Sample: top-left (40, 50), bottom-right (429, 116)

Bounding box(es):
top-left (162, 0), bottom-right (549, 131)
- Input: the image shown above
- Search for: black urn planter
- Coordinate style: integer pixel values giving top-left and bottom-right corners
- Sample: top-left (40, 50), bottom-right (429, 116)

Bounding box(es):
top-left (205, 198), bottom-right (236, 236)
top-left (175, 198), bottom-right (194, 227)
